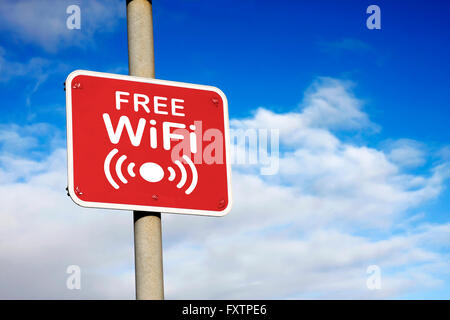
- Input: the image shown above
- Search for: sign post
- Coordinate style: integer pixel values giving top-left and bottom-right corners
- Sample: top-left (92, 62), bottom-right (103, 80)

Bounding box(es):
top-left (126, 0), bottom-right (163, 300)
top-left (65, 0), bottom-right (231, 300)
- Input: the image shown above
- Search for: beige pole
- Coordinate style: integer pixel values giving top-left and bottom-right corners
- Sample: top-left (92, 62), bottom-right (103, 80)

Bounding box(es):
top-left (126, 0), bottom-right (164, 300)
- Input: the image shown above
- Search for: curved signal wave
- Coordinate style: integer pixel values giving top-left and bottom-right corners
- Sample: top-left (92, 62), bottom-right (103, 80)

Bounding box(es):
top-left (168, 156), bottom-right (198, 194)
top-left (116, 155), bottom-right (128, 184)
top-left (104, 149), bottom-right (135, 189)
top-left (104, 148), bottom-right (120, 189)
top-left (183, 155), bottom-right (198, 195)
top-left (127, 163), bottom-right (136, 177)
top-left (168, 167), bottom-right (175, 181)
top-left (174, 160), bottom-right (187, 189)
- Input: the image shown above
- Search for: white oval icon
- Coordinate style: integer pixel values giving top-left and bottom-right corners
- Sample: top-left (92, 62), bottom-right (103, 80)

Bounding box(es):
top-left (139, 162), bottom-right (164, 183)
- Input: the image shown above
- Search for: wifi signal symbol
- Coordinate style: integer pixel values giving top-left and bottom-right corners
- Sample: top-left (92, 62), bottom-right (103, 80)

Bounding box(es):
top-left (104, 148), bottom-right (198, 195)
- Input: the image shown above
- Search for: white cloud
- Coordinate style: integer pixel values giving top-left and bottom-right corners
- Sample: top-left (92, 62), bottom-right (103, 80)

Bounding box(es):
top-left (164, 225), bottom-right (448, 299)
top-left (384, 139), bottom-right (427, 168)
top-left (0, 52), bottom-right (53, 83)
top-left (163, 78), bottom-right (450, 298)
top-left (0, 122), bottom-right (63, 155)
top-left (231, 78), bottom-right (376, 152)
top-left (300, 78), bottom-right (374, 130)
top-left (0, 0), bottom-right (125, 52)
top-left (0, 147), bottom-right (135, 299)
top-left (0, 78), bottom-right (449, 299)
top-left (0, 49), bottom-right (68, 107)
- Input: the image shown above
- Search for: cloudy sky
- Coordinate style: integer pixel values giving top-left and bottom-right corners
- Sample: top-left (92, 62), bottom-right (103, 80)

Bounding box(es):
top-left (0, 0), bottom-right (449, 299)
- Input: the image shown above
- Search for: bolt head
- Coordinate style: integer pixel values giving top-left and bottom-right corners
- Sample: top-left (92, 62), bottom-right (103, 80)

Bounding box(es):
top-left (217, 199), bottom-right (226, 209)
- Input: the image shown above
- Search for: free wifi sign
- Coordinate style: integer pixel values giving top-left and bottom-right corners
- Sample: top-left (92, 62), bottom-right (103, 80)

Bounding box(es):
top-left (65, 70), bottom-right (232, 216)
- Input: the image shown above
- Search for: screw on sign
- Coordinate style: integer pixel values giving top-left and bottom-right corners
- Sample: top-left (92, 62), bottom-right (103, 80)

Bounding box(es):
top-left (65, 70), bottom-right (232, 216)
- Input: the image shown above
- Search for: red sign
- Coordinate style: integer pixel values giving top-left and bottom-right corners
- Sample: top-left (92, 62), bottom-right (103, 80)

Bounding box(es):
top-left (65, 70), bottom-right (232, 216)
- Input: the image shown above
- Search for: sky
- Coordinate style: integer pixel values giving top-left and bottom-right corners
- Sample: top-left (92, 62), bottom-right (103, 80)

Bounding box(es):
top-left (0, 0), bottom-right (449, 299)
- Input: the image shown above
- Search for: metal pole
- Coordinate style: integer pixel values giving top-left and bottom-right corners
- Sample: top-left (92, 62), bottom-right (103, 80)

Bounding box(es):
top-left (126, 0), bottom-right (164, 300)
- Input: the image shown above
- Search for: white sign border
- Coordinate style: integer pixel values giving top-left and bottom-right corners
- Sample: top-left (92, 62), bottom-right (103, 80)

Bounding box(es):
top-left (66, 70), bottom-right (232, 217)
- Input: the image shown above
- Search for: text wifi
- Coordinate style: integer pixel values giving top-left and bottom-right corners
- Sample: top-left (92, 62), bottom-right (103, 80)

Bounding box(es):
top-left (103, 91), bottom-right (197, 151)
top-left (103, 91), bottom-right (224, 165)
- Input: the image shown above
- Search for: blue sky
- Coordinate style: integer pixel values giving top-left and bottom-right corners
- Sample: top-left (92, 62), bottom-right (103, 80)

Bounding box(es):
top-left (0, 0), bottom-right (449, 299)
